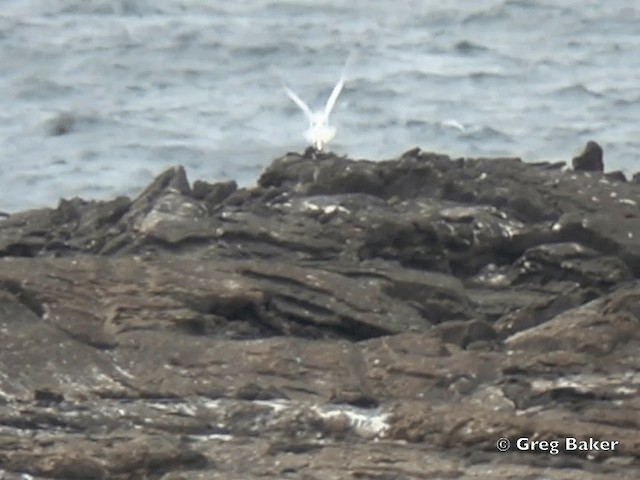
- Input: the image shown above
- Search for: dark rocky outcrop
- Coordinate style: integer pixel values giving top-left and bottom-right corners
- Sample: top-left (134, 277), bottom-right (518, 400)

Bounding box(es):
top-left (0, 148), bottom-right (638, 479)
top-left (572, 140), bottom-right (604, 172)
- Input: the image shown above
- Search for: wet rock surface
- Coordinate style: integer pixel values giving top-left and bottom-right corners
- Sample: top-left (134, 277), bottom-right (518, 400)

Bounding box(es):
top-left (0, 148), bottom-right (639, 479)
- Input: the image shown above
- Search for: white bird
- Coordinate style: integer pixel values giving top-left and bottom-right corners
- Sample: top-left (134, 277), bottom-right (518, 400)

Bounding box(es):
top-left (279, 55), bottom-right (351, 151)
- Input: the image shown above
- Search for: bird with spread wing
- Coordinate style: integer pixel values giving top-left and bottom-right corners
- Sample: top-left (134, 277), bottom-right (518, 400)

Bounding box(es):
top-left (278, 54), bottom-right (352, 151)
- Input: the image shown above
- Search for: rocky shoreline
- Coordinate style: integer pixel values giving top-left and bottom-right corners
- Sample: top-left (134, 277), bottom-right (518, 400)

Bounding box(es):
top-left (0, 145), bottom-right (638, 479)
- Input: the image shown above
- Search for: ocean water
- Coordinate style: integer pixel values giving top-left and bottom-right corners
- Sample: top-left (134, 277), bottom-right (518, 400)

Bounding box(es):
top-left (0, 0), bottom-right (638, 212)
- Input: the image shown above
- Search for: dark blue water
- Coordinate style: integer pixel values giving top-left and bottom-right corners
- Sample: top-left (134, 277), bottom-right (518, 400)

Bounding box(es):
top-left (0, 0), bottom-right (638, 211)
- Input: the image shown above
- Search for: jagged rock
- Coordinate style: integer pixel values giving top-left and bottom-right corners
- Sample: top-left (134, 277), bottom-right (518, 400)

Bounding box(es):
top-left (572, 140), bottom-right (604, 172)
top-left (0, 149), bottom-right (639, 478)
top-left (606, 170), bottom-right (627, 182)
top-left (191, 179), bottom-right (237, 209)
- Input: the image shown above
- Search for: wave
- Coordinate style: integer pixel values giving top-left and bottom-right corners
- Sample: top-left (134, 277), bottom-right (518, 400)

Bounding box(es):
top-left (463, 0), bottom-right (572, 24)
top-left (454, 40), bottom-right (491, 55)
top-left (14, 77), bottom-right (75, 101)
top-left (553, 84), bottom-right (605, 99)
top-left (461, 126), bottom-right (514, 142)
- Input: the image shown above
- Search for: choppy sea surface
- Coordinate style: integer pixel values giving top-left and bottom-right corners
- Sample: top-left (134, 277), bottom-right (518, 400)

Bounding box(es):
top-left (0, 0), bottom-right (638, 212)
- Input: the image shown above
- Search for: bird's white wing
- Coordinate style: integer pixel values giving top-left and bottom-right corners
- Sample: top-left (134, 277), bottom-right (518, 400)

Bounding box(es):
top-left (283, 84), bottom-right (314, 123)
top-left (324, 75), bottom-right (344, 118)
top-left (270, 65), bottom-right (315, 122)
top-left (324, 52), bottom-right (353, 117)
